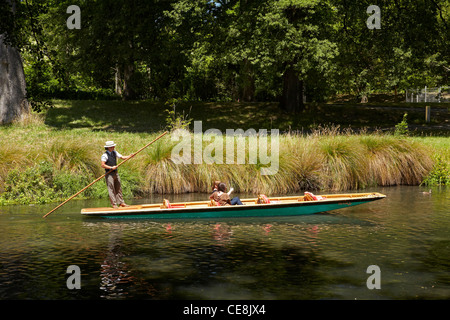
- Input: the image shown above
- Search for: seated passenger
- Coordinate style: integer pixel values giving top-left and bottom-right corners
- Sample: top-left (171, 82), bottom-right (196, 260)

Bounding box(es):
top-left (217, 182), bottom-right (243, 206)
top-left (209, 180), bottom-right (221, 202)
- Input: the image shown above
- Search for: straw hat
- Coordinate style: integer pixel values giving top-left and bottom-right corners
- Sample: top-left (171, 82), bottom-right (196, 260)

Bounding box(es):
top-left (104, 141), bottom-right (116, 148)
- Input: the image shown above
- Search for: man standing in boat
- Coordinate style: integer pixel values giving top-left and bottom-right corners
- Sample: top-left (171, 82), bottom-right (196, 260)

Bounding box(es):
top-left (101, 141), bottom-right (132, 208)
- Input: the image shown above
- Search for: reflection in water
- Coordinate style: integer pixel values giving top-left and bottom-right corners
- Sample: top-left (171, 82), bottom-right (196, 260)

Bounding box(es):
top-left (0, 186), bottom-right (449, 299)
top-left (212, 224), bottom-right (233, 245)
top-left (92, 220), bottom-right (338, 299)
top-left (100, 244), bottom-right (131, 298)
top-left (100, 224), bottom-right (132, 299)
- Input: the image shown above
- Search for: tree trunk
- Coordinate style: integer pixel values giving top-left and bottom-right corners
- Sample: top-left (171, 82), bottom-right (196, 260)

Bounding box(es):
top-left (241, 74), bottom-right (255, 102)
top-left (114, 65), bottom-right (122, 96)
top-left (122, 63), bottom-right (136, 100)
top-left (279, 67), bottom-right (304, 113)
top-left (240, 59), bottom-right (255, 102)
top-left (0, 33), bottom-right (29, 124)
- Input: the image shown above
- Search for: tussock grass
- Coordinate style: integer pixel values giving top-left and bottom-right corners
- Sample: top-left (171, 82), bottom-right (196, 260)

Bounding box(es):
top-left (47, 139), bottom-right (99, 176)
top-left (352, 134), bottom-right (432, 187)
top-left (135, 128), bottom-right (435, 195)
top-left (0, 119), bottom-right (441, 204)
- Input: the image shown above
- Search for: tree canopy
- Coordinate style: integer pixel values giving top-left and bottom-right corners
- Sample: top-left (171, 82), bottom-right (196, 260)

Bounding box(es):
top-left (3, 0), bottom-right (449, 112)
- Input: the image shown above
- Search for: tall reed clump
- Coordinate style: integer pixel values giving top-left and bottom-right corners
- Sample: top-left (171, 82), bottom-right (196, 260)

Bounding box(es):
top-left (317, 134), bottom-right (368, 190)
top-left (138, 129), bottom-right (435, 196)
top-left (46, 139), bottom-right (100, 176)
top-left (0, 126), bottom-right (438, 205)
top-left (274, 133), bottom-right (324, 192)
top-left (142, 134), bottom-right (195, 194)
top-left (359, 135), bottom-right (433, 186)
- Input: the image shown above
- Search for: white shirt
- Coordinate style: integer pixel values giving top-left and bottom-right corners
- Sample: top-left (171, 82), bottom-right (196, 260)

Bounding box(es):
top-left (101, 150), bottom-right (123, 162)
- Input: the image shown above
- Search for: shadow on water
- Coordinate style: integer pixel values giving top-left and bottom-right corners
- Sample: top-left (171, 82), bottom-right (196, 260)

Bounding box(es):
top-left (77, 219), bottom-right (347, 300)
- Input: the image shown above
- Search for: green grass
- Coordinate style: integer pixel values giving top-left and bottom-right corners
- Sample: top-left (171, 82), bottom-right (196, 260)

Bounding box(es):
top-left (44, 99), bottom-right (450, 134)
top-left (0, 100), bottom-right (448, 205)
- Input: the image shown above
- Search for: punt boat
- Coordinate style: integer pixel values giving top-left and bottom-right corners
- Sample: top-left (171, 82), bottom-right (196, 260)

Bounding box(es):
top-left (81, 192), bottom-right (386, 219)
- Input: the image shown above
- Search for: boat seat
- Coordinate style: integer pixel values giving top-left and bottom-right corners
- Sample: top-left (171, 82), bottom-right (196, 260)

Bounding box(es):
top-left (208, 200), bottom-right (220, 207)
top-left (161, 199), bottom-right (186, 209)
top-left (302, 192), bottom-right (326, 201)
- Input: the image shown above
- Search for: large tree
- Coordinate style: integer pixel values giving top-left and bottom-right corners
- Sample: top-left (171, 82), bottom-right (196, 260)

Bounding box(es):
top-left (331, 0), bottom-right (449, 100)
top-left (44, 0), bottom-right (175, 100)
top-left (0, 0), bottom-right (29, 124)
top-left (13, 0), bottom-right (448, 107)
top-left (167, 0), bottom-right (337, 111)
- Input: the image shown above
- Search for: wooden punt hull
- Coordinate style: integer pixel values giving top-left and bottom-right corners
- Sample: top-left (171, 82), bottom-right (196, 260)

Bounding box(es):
top-left (81, 192), bottom-right (386, 219)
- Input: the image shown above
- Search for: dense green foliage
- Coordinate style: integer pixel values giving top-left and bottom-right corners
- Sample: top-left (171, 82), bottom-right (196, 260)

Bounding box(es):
top-left (0, 161), bottom-right (141, 205)
top-left (422, 154), bottom-right (450, 186)
top-left (2, 0), bottom-right (448, 106)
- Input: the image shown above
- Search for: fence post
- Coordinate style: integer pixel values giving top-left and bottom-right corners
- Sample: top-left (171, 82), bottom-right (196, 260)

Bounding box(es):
top-left (424, 86), bottom-right (427, 103)
top-left (425, 106), bottom-right (431, 123)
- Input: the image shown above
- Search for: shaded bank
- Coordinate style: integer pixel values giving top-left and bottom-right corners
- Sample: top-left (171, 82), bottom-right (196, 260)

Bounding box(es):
top-left (0, 123), bottom-right (443, 205)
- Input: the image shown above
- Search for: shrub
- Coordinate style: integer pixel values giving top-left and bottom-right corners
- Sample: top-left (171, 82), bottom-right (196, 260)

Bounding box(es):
top-left (422, 155), bottom-right (450, 186)
top-left (394, 113), bottom-right (409, 136)
top-left (0, 162), bottom-right (57, 204)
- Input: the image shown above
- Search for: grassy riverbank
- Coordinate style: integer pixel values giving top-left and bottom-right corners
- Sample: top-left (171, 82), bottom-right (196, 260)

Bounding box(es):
top-left (0, 100), bottom-right (448, 205)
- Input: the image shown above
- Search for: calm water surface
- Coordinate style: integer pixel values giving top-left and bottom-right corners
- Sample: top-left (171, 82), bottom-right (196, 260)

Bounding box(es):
top-left (0, 186), bottom-right (449, 300)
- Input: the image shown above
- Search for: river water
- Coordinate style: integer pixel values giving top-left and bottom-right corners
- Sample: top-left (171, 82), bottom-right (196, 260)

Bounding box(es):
top-left (0, 186), bottom-right (449, 300)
